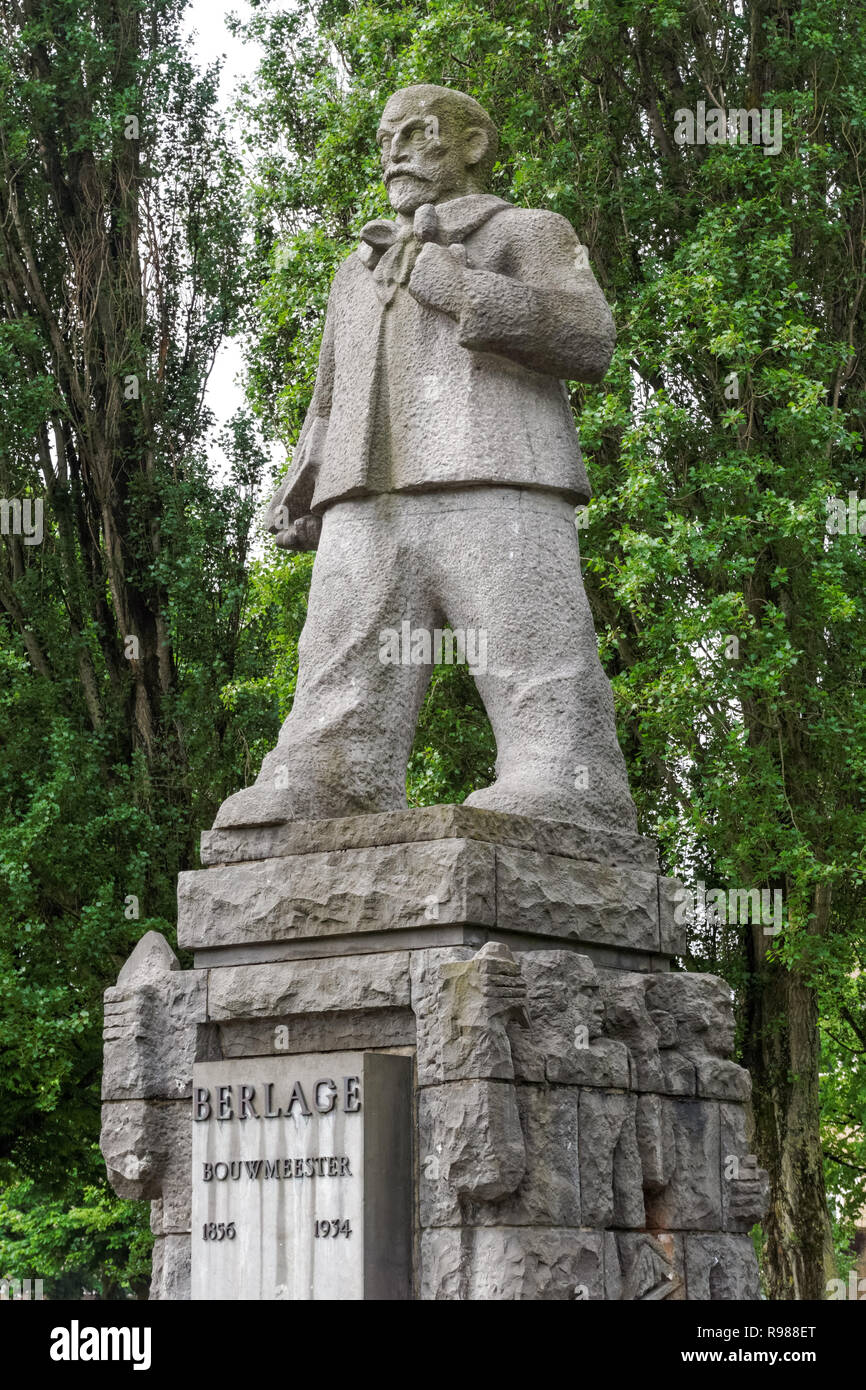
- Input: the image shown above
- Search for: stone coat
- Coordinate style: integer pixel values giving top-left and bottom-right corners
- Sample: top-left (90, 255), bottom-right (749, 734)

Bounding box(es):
top-left (270, 194), bottom-right (616, 524)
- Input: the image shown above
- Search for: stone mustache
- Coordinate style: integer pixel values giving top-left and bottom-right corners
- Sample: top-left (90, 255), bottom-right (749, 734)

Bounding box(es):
top-left (100, 85), bottom-right (768, 1301)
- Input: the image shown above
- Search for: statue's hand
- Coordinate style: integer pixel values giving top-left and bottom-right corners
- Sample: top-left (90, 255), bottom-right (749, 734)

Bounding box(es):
top-left (473, 944), bottom-right (532, 1028)
top-left (408, 241), bottom-right (467, 320)
top-left (271, 513), bottom-right (322, 552)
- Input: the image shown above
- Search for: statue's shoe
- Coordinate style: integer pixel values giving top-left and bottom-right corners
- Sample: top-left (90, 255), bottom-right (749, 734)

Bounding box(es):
top-left (464, 776), bottom-right (637, 832)
top-left (211, 769), bottom-right (408, 830)
top-left (211, 781), bottom-right (296, 830)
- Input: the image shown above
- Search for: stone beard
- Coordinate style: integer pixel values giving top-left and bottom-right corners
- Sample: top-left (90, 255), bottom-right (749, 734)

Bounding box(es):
top-left (213, 81), bottom-right (637, 838)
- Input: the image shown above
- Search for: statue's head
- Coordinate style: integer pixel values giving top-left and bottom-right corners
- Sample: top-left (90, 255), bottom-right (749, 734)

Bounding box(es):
top-left (646, 974), bottom-right (737, 1060)
top-left (377, 84), bottom-right (499, 215)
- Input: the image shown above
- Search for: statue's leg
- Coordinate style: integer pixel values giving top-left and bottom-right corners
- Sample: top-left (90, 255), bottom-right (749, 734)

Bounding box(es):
top-left (437, 487), bottom-right (637, 830)
top-left (213, 496), bottom-right (436, 826)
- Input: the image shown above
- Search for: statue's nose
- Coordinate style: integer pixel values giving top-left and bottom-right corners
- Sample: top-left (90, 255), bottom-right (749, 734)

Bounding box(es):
top-left (389, 125), bottom-right (418, 161)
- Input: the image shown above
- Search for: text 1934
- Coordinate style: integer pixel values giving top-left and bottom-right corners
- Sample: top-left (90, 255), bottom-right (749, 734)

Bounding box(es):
top-left (314, 1220), bottom-right (351, 1238)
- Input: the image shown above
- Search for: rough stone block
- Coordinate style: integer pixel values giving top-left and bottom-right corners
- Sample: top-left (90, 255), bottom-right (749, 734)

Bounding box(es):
top-left (150, 1234), bottom-right (191, 1302)
top-left (496, 849), bottom-right (660, 951)
top-left (412, 943), bottom-right (527, 1085)
top-left (660, 1051), bottom-right (696, 1096)
top-left (116, 931), bottom-right (178, 988)
top-left (509, 951), bottom-right (629, 1087)
top-left (206, 951), bottom-right (411, 1020)
top-left (578, 1090), bottom-right (644, 1228)
top-left (102, 932), bottom-right (206, 1101)
top-left (418, 1080), bottom-right (525, 1226)
top-left (644, 972), bottom-right (737, 1064)
top-left (720, 1096), bottom-right (748, 1158)
top-left (421, 1227), bottom-right (604, 1300)
top-left (637, 1093), bottom-right (677, 1192)
top-left (411, 947), bottom-right (474, 1083)
top-left (101, 1098), bottom-right (190, 1231)
top-left (149, 1197), bottom-right (165, 1237)
top-left (644, 1099), bottom-right (722, 1232)
top-left (215, 1009), bottom-right (416, 1058)
top-left (684, 1233), bottom-right (761, 1300)
top-left (599, 970), bottom-right (664, 1092)
top-left (465, 1085), bottom-right (581, 1228)
top-left (696, 1056), bottom-right (751, 1102)
top-left (720, 1104), bottom-right (769, 1232)
top-left (615, 1232), bottom-right (686, 1300)
top-left (178, 839), bottom-right (496, 950)
top-left (201, 804), bottom-right (659, 871)
top-left (602, 1231), bottom-right (622, 1300)
top-left (658, 876), bottom-right (688, 956)
top-left (553, 1038), bottom-right (630, 1089)
top-left (649, 1008), bottom-right (678, 1049)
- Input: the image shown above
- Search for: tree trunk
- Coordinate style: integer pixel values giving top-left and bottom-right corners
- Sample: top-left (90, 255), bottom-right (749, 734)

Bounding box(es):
top-left (742, 882), bottom-right (836, 1298)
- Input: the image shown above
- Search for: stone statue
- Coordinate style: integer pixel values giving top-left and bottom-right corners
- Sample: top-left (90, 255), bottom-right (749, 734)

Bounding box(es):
top-left (101, 83), bottom-right (770, 1305)
top-left (214, 83), bottom-right (636, 834)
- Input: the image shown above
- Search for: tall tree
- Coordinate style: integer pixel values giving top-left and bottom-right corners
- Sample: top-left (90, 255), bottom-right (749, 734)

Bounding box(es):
top-left (233, 0), bottom-right (866, 1298)
top-left (0, 0), bottom-right (278, 1294)
top-left (0, 0), bottom-right (242, 763)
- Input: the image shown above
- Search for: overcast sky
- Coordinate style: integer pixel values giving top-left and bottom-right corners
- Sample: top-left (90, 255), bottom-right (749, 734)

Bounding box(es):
top-left (182, 1), bottom-right (269, 479)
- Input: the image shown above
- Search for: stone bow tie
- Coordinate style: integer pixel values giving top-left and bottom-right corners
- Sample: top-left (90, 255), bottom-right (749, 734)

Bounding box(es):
top-left (357, 196), bottom-right (509, 305)
top-left (358, 203), bottom-right (445, 306)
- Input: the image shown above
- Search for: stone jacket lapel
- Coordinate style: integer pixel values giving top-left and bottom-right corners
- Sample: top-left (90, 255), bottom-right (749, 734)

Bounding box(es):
top-left (267, 195), bottom-right (615, 534)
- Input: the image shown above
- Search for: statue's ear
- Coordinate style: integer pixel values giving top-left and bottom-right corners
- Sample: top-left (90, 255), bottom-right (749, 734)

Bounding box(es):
top-left (462, 125), bottom-right (489, 170)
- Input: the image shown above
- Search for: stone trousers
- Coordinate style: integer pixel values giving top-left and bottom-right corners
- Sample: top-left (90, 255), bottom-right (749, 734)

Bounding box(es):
top-left (244, 487), bottom-right (636, 830)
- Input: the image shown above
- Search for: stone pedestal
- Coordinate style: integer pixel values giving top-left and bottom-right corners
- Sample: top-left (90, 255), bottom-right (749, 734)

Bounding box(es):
top-left (100, 806), bottom-right (768, 1300)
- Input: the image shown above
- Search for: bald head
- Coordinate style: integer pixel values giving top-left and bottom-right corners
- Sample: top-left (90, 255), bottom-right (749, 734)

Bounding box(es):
top-left (377, 84), bottom-right (499, 216)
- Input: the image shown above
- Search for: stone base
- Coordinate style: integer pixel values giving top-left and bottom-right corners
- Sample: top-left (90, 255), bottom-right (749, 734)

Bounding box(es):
top-left (101, 808), bottom-right (766, 1300)
top-left (182, 805), bottom-right (685, 970)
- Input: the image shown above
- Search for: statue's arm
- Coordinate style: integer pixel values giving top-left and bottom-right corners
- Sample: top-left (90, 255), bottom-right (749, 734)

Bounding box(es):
top-left (409, 210), bottom-right (616, 383)
top-left (265, 294), bottom-right (337, 550)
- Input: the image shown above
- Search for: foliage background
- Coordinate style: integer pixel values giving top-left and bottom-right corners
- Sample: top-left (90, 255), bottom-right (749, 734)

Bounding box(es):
top-left (0, 0), bottom-right (863, 1298)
